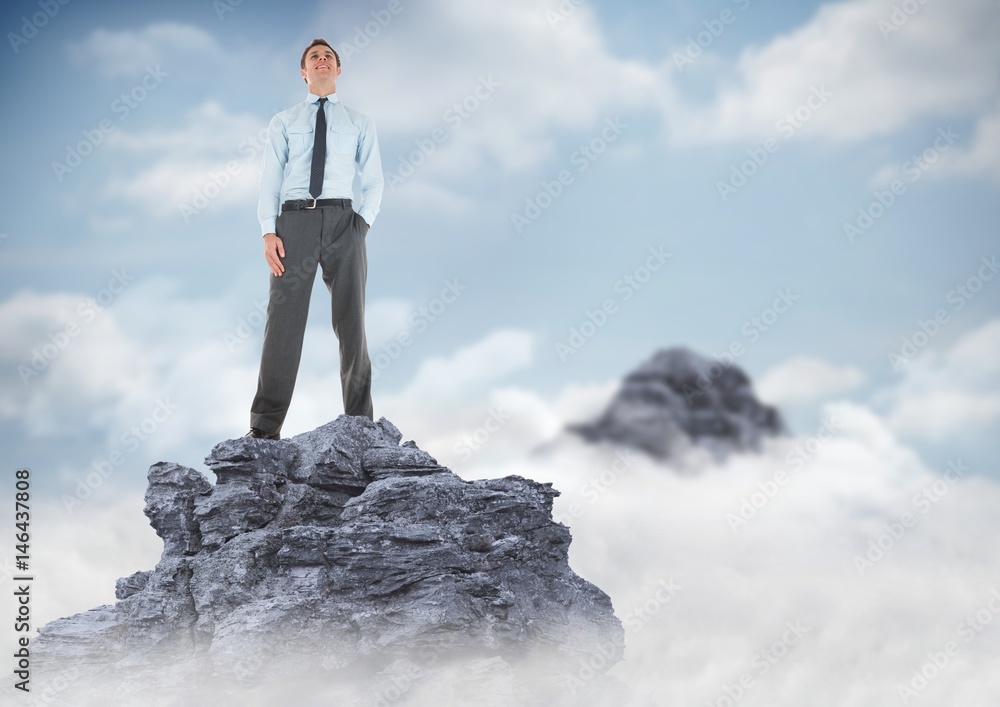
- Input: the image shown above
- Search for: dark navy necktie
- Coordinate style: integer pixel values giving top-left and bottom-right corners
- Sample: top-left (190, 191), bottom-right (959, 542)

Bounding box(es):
top-left (309, 97), bottom-right (328, 199)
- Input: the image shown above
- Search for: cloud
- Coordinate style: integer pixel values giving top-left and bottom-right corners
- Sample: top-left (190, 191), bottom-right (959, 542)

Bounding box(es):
top-left (939, 101), bottom-right (1000, 182)
top-left (365, 329), bottom-right (537, 459)
top-left (876, 319), bottom-right (1000, 441)
top-left (385, 179), bottom-right (480, 217)
top-left (384, 328), bottom-right (535, 405)
top-left (667, 0), bottom-right (1000, 145)
top-left (364, 297), bottom-right (419, 349)
top-left (316, 0), bottom-right (1000, 216)
top-left (7, 493), bottom-right (162, 629)
top-left (0, 279), bottom-right (265, 464)
top-left (101, 101), bottom-right (267, 219)
top-left (322, 0), bottom-right (663, 208)
top-left (14, 390), bottom-right (1000, 706)
top-left (757, 355), bottom-right (866, 405)
top-left (68, 22), bottom-right (220, 78)
top-left (0, 289), bottom-right (157, 431)
top-left (8, 289), bottom-right (999, 705)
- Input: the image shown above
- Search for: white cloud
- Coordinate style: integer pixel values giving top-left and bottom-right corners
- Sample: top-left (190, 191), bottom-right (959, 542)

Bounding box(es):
top-left (101, 101), bottom-right (266, 219)
top-left (888, 390), bottom-right (1000, 440)
top-left (366, 329), bottom-right (537, 458)
top-left (939, 101), bottom-right (1000, 182)
top-left (336, 0), bottom-right (658, 144)
top-left (383, 328), bottom-right (535, 405)
top-left (9, 494), bottom-right (163, 637)
top-left (365, 297), bottom-right (418, 349)
top-left (757, 355), bottom-right (866, 405)
top-left (667, 0), bottom-right (1000, 145)
top-left (15, 391), bottom-right (1000, 706)
top-left (318, 0), bottom-right (1000, 214)
top-left (68, 22), bottom-right (220, 78)
top-left (323, 0), bottom-right (661, 208)
top-left (0, 289), bottom-right (156, 429)
top-left (78, 0), bottom-right (1000, 227)
top-left (385, 179), bottom-right (480, 217)
top-left (877, 319), bottom-right (1000, 440)
top-left (0, 280), bottom-right (264, 458)
top-left (9, 284), bottom-right (1000, 704)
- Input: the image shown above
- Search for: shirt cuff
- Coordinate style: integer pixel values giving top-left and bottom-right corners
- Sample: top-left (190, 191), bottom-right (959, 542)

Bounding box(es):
top-left (358, 210), bottom-right (375, 227)
top-left (260, 219), bottom-right (276, 236)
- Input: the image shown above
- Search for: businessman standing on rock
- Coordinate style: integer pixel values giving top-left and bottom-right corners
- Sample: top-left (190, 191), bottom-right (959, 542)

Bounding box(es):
top-left (246, 38), bottom-right (384, 440)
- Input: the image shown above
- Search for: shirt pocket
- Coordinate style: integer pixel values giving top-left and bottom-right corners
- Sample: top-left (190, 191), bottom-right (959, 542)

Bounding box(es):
top-left (329, 125), bottom-right (359, 157)
top-left (287, 126), bottom-right (313, 155)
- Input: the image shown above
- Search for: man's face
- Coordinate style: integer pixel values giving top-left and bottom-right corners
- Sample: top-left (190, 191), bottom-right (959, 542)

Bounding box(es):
top-left (301, 45), bottom-right (341, 86)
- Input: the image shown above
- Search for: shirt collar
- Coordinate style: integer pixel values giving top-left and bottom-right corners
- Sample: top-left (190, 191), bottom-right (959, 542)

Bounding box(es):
top-left (307, 92), bottom-right (339, 104)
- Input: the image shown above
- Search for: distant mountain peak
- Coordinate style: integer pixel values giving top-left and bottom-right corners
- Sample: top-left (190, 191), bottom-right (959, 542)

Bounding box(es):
top-left (569, 346), bottom-right (785, 460)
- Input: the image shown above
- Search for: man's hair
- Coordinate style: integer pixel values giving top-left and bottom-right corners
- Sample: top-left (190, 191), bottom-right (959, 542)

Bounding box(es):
top-left (300, 38), bottom-right (340, 71)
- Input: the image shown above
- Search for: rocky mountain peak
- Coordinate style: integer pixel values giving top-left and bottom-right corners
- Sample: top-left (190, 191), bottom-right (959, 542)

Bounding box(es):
top-left (25, 416), bottom-right (629, 706)
top-left (569, 346), bottom-right (784, 460)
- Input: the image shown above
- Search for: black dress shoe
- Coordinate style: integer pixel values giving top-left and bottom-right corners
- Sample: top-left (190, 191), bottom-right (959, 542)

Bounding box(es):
top-left (244, 427), bottom-right (280, 440)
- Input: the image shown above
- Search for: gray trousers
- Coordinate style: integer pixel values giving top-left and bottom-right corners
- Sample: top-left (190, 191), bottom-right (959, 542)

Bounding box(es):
top-left (250, 203), bottom-right (373, 434)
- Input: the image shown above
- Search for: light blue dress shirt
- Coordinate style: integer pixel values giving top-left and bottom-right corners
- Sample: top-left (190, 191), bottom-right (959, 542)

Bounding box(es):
top-left (257, 92), bottom-right (384, 236)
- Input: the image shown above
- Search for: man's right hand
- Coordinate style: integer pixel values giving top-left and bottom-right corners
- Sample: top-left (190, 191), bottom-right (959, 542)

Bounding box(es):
top-left (263, 233), bottom-right (285, 276)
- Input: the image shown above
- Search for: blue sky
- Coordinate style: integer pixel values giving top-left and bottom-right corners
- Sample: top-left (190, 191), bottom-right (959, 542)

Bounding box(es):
top-left (1, 0), bottom-right (999, 504)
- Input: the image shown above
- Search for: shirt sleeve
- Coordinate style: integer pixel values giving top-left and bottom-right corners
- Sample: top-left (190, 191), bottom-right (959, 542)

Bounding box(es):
top-left (257, 114), bottom-right (288, 236)
top-left (355, 115), bottom-right (384, 227)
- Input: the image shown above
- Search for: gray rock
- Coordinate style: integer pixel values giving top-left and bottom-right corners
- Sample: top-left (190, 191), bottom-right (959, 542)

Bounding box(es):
top-left (114, 571), bottom-right (151, 600)
top-left (26, 415), bottom-right (626, 706)
top-left (570, 346), bottom-right (784, 460)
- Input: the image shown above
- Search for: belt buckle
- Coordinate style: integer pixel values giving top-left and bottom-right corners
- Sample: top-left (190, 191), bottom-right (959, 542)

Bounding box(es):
top-left (304, 198), bottom-right (317, 209)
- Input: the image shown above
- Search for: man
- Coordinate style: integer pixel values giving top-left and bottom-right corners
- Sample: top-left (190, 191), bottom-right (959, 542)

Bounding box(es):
top-left (246, 38), bottom-right (384, 440)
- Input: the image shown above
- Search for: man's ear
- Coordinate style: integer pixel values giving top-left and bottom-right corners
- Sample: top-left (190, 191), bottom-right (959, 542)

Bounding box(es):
top-left (301, 67), bottom-right (308, 82)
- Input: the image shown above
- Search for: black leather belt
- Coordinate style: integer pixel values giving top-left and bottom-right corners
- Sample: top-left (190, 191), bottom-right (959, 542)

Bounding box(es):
top-left (282, 198), bottom-right (352, 211)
